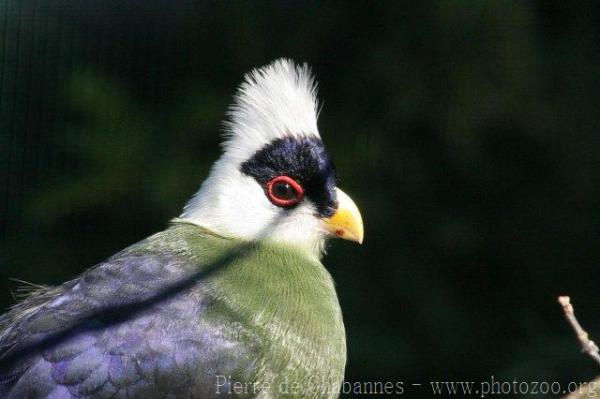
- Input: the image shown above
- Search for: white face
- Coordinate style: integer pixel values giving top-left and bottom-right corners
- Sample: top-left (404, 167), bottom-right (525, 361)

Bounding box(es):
top-left (178, 59), bottom-right (363, 257)
top-left (179, 60), bottom-right (331, 256)
top-left (180, 152), bottom-right (331, 256)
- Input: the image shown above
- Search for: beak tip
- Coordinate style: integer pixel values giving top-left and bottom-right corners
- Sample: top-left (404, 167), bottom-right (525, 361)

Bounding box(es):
top-left (323, 187), bottom-right (364, 245)
top-left (355, 228), bottom-right (364, 244)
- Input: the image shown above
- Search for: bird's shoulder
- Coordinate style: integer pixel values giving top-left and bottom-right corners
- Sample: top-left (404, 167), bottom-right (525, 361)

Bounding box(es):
top-left (0, 223), bottom-right (260, 398)
top-left (0, 222), bottom-right (223, 353)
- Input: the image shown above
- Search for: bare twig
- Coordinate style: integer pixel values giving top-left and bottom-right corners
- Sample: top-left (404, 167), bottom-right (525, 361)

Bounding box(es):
top-left (559, 296), bottom-right (600, 367)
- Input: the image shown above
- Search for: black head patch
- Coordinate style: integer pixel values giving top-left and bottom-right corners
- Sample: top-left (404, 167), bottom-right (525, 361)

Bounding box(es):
top-left (240, 136), bottom-right (338, 217)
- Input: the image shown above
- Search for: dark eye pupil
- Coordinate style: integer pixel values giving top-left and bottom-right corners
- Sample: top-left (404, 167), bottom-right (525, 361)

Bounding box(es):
top-left (274, 182), bottom-right (296, 199)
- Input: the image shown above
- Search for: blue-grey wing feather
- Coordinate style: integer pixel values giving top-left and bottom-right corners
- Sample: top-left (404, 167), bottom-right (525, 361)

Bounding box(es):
top-left (0, 242), bottom-right (254, 398)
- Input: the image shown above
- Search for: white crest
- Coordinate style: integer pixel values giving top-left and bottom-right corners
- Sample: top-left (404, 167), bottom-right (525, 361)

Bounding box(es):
top-left (179, 59), bottom-right (328, 257)
top-left (223, 58), bottom-right (321, 163)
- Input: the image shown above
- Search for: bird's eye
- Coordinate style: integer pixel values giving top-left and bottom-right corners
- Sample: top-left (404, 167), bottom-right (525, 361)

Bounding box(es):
top-left (265, 175), bottom-right (304, 207)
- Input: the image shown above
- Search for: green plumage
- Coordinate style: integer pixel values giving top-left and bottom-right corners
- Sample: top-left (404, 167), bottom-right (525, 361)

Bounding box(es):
top-left (0, 222), bottom-right (346, 398)
top-left (176, 221), bottom-right (347, 397)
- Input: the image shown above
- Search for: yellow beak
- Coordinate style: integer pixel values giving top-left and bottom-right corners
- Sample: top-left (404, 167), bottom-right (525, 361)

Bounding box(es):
top-left (323, 188), bottom-right (364, 244)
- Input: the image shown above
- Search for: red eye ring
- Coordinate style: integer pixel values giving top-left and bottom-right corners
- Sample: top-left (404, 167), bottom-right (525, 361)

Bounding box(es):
top-left (265, 175), bottom-right (304, 207)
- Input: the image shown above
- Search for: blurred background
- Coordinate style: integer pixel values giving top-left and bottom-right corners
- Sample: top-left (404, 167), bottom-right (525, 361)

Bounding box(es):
top-left (1, 1), bottom-right (600, 396)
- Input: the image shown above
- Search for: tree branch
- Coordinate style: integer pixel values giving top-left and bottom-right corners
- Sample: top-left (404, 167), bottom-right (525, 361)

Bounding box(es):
top-left (559, 296), bottom-right (600, 367)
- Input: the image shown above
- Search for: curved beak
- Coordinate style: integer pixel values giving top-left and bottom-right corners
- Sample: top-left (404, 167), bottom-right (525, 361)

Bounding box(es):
top-left (323, 188), bottom-right (364, 244)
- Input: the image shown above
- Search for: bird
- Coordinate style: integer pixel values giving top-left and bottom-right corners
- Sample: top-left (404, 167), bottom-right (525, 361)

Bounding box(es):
top-left (0, 59), bottom-right (363, 398)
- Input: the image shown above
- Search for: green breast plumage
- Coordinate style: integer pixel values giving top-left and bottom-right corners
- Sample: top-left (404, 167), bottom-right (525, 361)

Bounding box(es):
top-left (179, 222), bottom-right (347, 397)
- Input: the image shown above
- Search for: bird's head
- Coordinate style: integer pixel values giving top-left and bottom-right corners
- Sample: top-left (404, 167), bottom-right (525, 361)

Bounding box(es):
top-left (180, 59), bottom-right (363, 257)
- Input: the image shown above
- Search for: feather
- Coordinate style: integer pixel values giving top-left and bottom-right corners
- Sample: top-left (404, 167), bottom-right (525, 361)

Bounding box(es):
top-left (223, 58), bottom-right (321, 164)
top-left (0, 222), bottom-right (345, 398)
top-left (180, 60), bottom-right (331, 256)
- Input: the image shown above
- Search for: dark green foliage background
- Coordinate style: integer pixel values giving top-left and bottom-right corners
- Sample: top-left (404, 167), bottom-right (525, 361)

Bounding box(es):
top-left (1, 1), bottom-right (600, 396)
